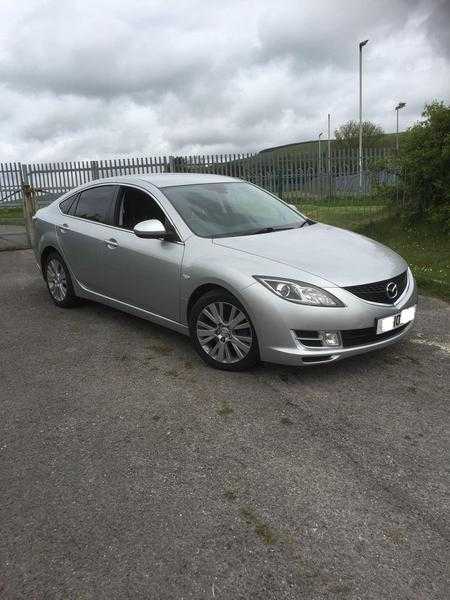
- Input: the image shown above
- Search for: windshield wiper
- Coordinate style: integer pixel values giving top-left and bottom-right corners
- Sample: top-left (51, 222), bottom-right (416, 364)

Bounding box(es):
top-left (251, 225), bottom-right (296, 235)
top-left (211, 222), bottom-right (307, 238)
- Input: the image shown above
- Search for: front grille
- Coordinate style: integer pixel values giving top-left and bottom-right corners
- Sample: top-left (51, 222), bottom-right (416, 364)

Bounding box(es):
top-left (344, 271), bottom-right (408, 304)
top-left (341, 324), bottom-right (408, 348)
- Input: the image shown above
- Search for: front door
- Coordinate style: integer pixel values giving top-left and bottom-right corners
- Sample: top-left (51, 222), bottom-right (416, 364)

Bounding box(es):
top-left (101, 186), bottom-right (184, 322)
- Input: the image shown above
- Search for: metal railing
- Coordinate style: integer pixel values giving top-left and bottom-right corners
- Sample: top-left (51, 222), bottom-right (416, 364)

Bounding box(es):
top-left (0, 148), bottom-right (390, 205)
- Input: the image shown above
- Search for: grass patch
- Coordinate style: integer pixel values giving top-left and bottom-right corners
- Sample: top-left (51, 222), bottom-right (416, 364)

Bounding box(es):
top-left (0, 206), bottom-right (24, 226)
top-left (287, 194), bottom-right (387, 208)
top-left (294, 199), bottom-right (387, 230)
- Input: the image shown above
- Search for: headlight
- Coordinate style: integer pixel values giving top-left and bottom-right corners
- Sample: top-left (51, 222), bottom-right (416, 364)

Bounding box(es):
top-left (254, 276), bottom-right (345, 307)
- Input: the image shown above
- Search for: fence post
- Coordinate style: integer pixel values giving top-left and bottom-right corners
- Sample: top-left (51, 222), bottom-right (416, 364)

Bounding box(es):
top-left (90, 160), bottom-right (99, 180)
top-left (21, 164), bottom-right (38, 248)
top-left (168, 156), bottom-right (175, 173)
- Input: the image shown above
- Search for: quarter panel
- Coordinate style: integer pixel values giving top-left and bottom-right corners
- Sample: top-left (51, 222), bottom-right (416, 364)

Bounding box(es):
top-left (33, 205), bottom-right (64, 266)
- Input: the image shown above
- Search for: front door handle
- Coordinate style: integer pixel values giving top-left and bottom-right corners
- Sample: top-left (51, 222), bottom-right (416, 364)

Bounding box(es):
top-left (105, 238), bottom-right (119, 249)
top-left (59, 223), bottom-right (69, 233)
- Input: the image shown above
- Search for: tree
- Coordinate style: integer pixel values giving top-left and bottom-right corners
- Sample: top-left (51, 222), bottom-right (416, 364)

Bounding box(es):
top-left (397, 100), bottom-right (450, 220)
top-left (335, 120), bottom-right (385, 149)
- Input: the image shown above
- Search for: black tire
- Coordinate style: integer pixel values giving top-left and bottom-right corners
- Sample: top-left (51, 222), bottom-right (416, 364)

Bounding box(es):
top-left (44, 251), bottom-right (78, 308)
top-left (189, 289), bottom-right (259, 371)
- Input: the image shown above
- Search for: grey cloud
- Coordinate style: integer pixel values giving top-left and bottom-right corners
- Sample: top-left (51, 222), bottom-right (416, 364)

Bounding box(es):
top-left (422, 0), bottom-right (450, 59)
top-left (0, 0), bottom-right (448, 163)
top-left (255, 0), bottom-right (422, 69)
top-left (0, 0), bottom-right (254, 100)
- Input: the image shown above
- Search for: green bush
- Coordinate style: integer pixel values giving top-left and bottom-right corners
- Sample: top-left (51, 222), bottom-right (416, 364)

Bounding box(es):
top-left (370, 101), bottom-right (450, 229)
top-left (400, 101), bottom-right (449, 215)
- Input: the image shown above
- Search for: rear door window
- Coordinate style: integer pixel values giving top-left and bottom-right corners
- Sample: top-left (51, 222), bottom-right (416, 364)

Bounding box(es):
top-left (59, 194), bottom-right (78, 215)
top-left (74, 186), bottom-right (117, 224)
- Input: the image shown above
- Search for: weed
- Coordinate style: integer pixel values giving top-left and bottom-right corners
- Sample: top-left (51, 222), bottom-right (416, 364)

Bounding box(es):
top-left (240, 507), bottom-right (277, 544)
top-left (223, 488), bottom-right (238, 501)
top-left (217, 400), bottom-right (233, 416)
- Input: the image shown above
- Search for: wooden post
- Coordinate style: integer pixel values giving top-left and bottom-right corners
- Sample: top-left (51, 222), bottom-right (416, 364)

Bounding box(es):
top-left (21, 165), bottom-right (38, 248)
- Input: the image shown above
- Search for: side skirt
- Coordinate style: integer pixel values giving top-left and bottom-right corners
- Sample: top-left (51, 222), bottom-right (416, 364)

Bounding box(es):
top-left (73, 279), bottom-right (190, 337)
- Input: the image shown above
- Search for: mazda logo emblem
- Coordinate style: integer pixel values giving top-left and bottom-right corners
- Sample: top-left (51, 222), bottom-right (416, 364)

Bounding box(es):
top-left (386, 281), bottom-right (398, 299)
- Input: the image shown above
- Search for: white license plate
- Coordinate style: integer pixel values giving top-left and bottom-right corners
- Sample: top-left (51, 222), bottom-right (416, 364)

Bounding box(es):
top-left (376, 305), bottom-right (416, 334)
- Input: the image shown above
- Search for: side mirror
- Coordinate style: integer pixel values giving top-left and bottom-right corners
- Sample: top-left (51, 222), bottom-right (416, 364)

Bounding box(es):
top-left (134, 219), bottom-right (167, 239)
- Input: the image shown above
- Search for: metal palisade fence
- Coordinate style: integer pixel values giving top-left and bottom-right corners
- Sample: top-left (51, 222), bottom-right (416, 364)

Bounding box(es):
top-left (0, 148), bottom-right (391, 206)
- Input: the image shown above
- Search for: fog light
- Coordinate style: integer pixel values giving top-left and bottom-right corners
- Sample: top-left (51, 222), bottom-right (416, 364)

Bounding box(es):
top-left (321, 331), bottom-right (341, 347)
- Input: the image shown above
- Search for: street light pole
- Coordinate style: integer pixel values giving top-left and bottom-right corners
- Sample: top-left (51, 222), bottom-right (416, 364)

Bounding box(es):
top-left (359, 39), bottom-right (369, 190)
top-left (395, 102), bottom-right (406, 152)
top-left (395, 102), bottom-right (406, 206)
top-left (318, 132), bottom-right (323, 198)
top-left (327, 113), bottom-right (331, 197)
top-left (318, 132), bottom-right (323, 173)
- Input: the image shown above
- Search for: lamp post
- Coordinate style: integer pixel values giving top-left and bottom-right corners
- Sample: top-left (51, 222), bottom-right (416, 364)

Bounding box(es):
top-left (318, 132), bottom-right (323, 198)
top-left (395, 102), bottom-right (406, 152)
top-left (395, 102), bottom-right (406, 206)
top-left (359, 39), bottom-right (369, 190)
top-left (318, 132), bottom-right (323, 173)
top-left (327, 113), bottom-right (331, 197)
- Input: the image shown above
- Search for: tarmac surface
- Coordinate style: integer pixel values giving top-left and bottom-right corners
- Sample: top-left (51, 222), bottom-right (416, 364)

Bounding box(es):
top-left (0, 250), bottom-right (449, 599)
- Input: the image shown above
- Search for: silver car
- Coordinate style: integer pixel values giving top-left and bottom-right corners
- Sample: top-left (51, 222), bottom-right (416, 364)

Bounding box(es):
top-left (33, 173), bottom-right (417, 370)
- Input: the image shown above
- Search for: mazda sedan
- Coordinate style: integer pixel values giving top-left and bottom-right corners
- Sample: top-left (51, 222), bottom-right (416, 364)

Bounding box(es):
top-left (33, 173), bottom-right (417, 370)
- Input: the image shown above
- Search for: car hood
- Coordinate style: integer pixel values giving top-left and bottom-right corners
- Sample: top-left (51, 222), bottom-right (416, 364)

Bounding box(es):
top-left (213, 223), bottom-right (407, 287)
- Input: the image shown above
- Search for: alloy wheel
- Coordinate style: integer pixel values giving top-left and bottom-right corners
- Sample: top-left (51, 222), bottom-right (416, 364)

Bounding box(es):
top-left (196, 301), bottom-right (253, 364)
top-left (47, 258), bottom-right (68, 302)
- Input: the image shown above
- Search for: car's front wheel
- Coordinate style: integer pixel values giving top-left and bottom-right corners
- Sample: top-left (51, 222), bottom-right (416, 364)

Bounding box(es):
top-left (189, 289), bottom-right (259, 371)
top-left (44, 251), bottom-right (78, 308)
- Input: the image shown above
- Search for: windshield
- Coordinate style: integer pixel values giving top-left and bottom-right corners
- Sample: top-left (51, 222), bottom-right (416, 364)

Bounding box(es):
top-left (162, 182), bottom-right (306, 238)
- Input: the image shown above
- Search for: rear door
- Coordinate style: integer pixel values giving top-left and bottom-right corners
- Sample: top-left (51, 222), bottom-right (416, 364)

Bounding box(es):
top-left (57, 185), bottom-right (118, 293)
top-left (101, 185), bottom-right (184, 321)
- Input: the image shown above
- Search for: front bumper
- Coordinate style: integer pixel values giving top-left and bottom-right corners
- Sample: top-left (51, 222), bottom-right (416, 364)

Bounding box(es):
top-left (241, 272), bottom-right (418, 366)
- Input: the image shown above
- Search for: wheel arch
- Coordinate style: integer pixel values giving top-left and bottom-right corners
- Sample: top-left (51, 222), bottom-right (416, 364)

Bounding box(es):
top-left (187, 283), bottom-right (230, 321)
top-left (186, 280), bottom-right (258, 325)
top-left (40, 245), bottom-right (59, 279)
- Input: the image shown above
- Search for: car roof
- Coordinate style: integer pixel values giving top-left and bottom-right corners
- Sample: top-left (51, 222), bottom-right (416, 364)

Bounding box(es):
top-left (93, 173), bottom-right (241, 189)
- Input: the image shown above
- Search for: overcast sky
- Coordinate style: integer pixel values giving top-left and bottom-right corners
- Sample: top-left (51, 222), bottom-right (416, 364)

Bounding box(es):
top-left (0, 0), bottom-right (449, 163)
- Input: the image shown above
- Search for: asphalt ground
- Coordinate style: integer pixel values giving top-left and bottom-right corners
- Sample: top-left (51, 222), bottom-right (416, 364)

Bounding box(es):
top-left (0, 250), bottom-right (449, 599)
top-left (0, 226), bottom-right (28, 252)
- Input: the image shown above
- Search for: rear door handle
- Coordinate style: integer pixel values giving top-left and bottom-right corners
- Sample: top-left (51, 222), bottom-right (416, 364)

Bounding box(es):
top-left (105, 238), bottom-right (119, 249)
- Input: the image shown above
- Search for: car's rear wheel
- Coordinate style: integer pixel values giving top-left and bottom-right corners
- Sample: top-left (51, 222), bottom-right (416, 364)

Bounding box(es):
top-left (45, 251), bottom-right (78, 308)
top-left (189, 289), bottom-right (259, 370)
